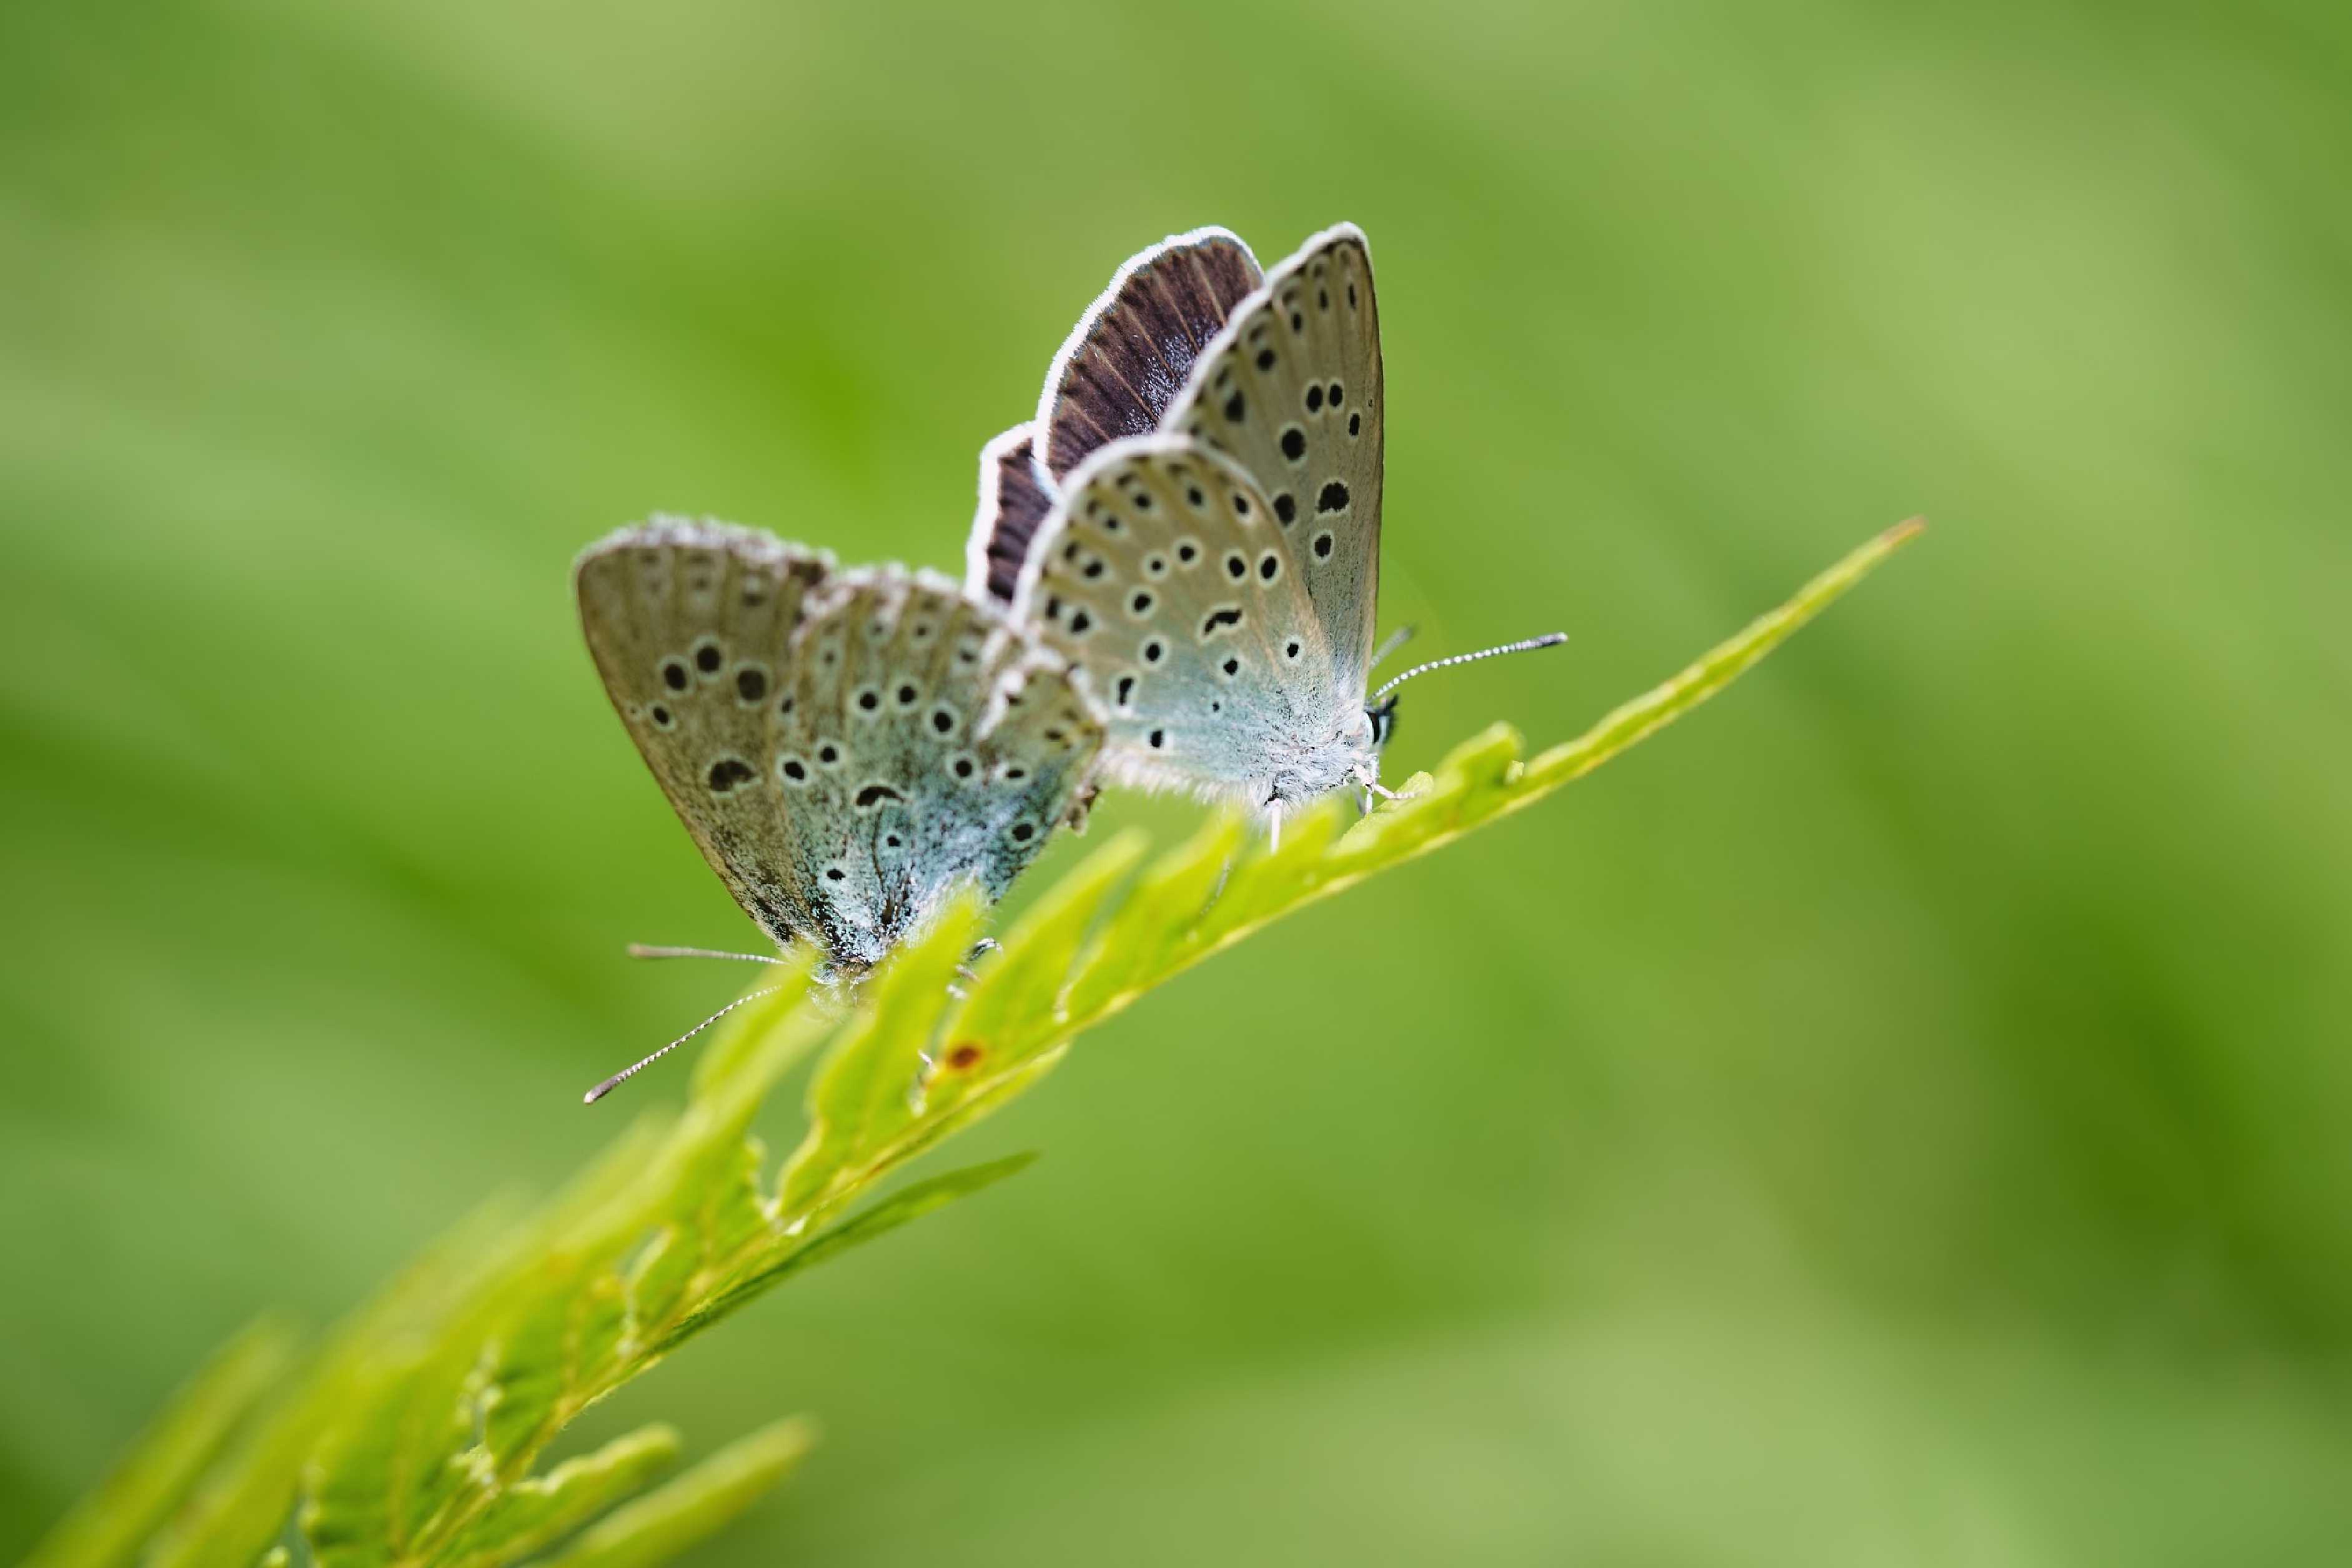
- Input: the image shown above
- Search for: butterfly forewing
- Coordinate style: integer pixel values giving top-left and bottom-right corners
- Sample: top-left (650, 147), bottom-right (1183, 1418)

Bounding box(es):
top-left (577, 519), bottom-right (1101, 973)
top-left (966, 423), bottom-right (1056, 605)
top-left (1013, 436), bottom-right (1349, 801)
top-left (1161, 225), bottom-right (1383, 692)
top-left (577, 523), bottom-right (830, 949)
top-left (1034, 227), bottom-right (1264, 484)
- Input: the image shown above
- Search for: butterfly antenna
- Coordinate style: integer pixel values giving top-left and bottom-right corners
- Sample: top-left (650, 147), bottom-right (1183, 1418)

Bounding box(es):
top-left (583, 986), bottom-right (783, 1105)
top-left (626, 943), bottom-right (785, 965)
top-left (1369, 632), bottom-right (1568, 702)
top-left (1368, 623), bottom-right (1419, 672)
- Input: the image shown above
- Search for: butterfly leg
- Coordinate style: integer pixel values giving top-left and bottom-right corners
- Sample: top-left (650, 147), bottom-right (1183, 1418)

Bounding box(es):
top-left (950, 935), bottom-right (1000, 991)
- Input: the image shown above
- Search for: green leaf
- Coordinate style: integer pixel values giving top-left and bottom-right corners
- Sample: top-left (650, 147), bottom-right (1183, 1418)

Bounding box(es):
top-left (51, 523), bottom-right (1915, 1568)
top-left (438, 1426), bottom-right (682, 1568)
top-left (534, 1421), bottom-right (816, 1568)
top-left (772, 897), bottom-right (978, 1222)
top-left (21, 1316), bottom-right (297, 1568)
top-left (651, 1155), bottom-right (1040, 1354)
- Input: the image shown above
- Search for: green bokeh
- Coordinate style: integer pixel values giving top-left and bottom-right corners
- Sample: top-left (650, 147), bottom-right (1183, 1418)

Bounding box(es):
top-left (4, 1), bottom-right (2348, 1562)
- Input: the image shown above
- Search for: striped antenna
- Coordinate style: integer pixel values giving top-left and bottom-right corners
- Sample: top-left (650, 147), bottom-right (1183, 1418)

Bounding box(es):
top-left (583, 987), bottom-right (782, 1105)
top-left (1371, 633), bottom-right (1567, 702)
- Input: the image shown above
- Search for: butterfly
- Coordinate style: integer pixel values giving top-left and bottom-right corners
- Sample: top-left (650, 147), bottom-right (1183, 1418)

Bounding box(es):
top-left (966, 224), bottom-right (1560, 836)
top-left (574, 518), bottom-right (1103, 1095)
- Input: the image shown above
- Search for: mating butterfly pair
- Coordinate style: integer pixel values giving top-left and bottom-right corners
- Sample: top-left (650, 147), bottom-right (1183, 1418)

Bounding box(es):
top-left (575, 225), bottom-right (1554, 1096)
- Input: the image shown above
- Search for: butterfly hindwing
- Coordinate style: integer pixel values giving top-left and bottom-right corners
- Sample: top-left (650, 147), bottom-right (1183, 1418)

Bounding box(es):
top-left (577, 519), bottom-right (1101, 973)
top-left (1013, 436), bottom-right (1352, 802)
top-left (1161, 225), bottom-right (1383, 692)
top-left (1034, 227), bottom-right (1264, 484)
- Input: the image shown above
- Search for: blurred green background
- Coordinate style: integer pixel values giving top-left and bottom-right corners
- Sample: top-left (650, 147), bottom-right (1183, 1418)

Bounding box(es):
top-left (6, 0), bottom-right (2350, 1561)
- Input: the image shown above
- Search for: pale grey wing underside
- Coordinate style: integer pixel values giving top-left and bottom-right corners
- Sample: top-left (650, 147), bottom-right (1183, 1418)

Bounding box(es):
top-left (1034, 227), bottom-right (1264, 484)
top-left (1159, 225), bottom-right (1383, 696)
top-left (965, 423), bottom-right (1057, 606)
top-left (577, 519), bottom-right (1103, 972)
top-left (1011, 435), bottom-right (1360, 805)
